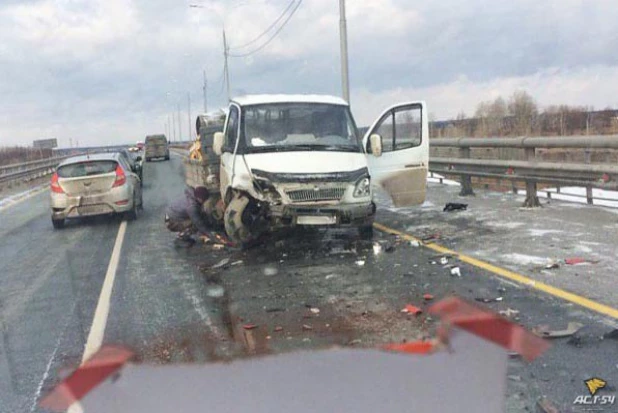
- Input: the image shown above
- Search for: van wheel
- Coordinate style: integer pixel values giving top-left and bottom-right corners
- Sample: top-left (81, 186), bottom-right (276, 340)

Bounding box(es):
top-left (52, 218), bottom-right (65, 229)
top-left (358, 224), bottom-right (373, 240)
top-left (224, 194), bottom-right (259, 246)
top-left (203, 196), bottom-right (224, 226)
top-left (165, 155), bottom-right (170, 161)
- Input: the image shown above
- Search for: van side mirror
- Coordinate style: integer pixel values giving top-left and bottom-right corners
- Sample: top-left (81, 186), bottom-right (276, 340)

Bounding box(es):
top-left (370, 134), bottom-right (383, 157)
top-left (213, 132), bottom-right (224, 156)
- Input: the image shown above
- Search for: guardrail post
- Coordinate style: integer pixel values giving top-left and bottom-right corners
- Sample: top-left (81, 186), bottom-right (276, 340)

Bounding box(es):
top-left (458, 146), bottom-right (475, 196)
top-left (523, 146), bottom-right (541, 207)
top-left (584, 149), bottom-right (593, 205)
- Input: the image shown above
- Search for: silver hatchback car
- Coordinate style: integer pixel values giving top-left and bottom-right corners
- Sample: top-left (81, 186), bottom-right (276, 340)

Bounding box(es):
top-left (50, 152), bottom-right (143, 228)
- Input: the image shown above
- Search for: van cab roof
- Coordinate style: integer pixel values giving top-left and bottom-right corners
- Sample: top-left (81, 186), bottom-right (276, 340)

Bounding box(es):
top-left (231, 94), bottom-right (348, 107)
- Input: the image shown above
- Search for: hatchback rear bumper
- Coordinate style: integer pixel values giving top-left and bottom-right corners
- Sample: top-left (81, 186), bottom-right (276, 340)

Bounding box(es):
top-left (51, 187), bottom-right (133, 219)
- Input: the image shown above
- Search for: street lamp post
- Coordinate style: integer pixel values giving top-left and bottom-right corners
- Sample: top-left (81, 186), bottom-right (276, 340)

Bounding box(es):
top-left (339, 0), bottom-right (350, 104)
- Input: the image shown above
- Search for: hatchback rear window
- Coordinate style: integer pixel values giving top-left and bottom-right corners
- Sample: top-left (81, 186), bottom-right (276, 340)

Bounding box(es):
top-left (57, 161), bottom-right (117, 178)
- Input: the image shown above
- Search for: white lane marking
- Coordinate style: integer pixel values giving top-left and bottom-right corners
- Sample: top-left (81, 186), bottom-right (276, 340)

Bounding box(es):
top-left (0, 185), bottom-right (48, 213)
top-left (67, 220), bottom-right (127, 413)
top-left (82, 220), bottom-right (127, 361)
top-left (29, 306), bottom-right (74, 413)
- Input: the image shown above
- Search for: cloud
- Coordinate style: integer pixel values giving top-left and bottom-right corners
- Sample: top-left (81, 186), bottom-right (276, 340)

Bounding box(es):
top-left (1, 0), bottom-right (618, 147)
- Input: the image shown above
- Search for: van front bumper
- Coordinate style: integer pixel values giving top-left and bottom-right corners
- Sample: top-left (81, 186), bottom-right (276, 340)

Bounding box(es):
top-left (269, 201), bottom-right (376, 227)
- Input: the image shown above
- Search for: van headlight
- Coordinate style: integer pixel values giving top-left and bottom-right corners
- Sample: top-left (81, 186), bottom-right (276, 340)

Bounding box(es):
top-left (353, 177), bottom-right (371, 198)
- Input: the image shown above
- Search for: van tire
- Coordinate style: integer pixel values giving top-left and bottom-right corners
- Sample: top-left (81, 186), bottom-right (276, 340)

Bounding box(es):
top-left (358, 224), bottom-right (374, 239)
top-left (224, 194), bottom-right (256, 246)
top-left (126, 195), bottom-right (138, 221)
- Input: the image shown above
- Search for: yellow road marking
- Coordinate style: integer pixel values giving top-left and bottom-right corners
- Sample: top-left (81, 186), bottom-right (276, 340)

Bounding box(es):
top-left (374, 222), bottom-right (618, 320)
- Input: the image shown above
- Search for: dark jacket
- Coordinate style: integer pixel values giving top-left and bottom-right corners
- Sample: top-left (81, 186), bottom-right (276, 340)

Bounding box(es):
top-left (166, 188), bottom-right (212, 234)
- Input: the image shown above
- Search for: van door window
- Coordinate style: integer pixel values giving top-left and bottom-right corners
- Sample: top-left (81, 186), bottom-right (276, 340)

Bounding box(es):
top-left (369, 104), bottom-right (422, 153)
top-left (224, 106), bottom-right (239, 152)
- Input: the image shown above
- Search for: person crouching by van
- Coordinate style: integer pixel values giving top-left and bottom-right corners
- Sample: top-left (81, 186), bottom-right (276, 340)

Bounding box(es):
top-left (165, 186), bottom-right (233, 247)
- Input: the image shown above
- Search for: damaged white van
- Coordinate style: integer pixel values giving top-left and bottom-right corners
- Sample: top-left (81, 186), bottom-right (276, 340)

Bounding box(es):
top-left (211, 94), bottom-right (428, 245)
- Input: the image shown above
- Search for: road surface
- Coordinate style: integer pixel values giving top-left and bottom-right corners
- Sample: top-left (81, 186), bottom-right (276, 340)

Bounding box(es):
top-left (1, 153), bottom-right (617, 412)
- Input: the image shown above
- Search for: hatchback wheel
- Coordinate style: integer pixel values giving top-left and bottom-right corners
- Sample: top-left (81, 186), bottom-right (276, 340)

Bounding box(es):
top-left (52, 218), bottom-right (65, 229)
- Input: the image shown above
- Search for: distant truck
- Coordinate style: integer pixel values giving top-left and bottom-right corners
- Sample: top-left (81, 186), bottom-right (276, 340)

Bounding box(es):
top-left (184, 94), bottom-right (429, 246)
top-left (144, 135), bottom-right (169, 161)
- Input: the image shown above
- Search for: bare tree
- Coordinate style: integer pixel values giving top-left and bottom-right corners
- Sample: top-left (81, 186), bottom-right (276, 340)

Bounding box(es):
top-left (508, 91), bottom-right (538, 136)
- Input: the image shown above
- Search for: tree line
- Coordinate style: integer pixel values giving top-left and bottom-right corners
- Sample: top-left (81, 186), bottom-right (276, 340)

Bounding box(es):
top-left (431, 91), bottom-right (618, 138)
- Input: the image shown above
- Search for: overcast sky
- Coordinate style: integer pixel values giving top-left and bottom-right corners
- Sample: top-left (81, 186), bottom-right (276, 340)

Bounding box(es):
top-left (1, 0), bottom-right (618, 147)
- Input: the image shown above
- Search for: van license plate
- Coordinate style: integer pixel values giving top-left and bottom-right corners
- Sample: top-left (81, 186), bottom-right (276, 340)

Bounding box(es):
top-left (297, 215), bottom-right (336, 225)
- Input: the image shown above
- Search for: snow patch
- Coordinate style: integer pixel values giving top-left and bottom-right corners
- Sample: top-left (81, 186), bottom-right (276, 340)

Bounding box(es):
top-left (528, 229), bottom-right (564, 237)
top-left (484, 221), bottom-right (526, 230)
top-left (544, 187), bottom-right (618, 208)
top-left (501, 253), bottom-right (550, 266)
top-left (0, 184), bottom-right (47, 211)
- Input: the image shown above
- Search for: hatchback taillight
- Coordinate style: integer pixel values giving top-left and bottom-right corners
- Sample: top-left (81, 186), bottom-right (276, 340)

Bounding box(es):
top-left (112, 165), bottom-right (126, 187)
top-left (51, 172), bottom-right (64, 193)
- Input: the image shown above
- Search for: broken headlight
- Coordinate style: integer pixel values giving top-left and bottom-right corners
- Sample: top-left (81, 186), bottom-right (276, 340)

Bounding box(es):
top-left (353, 177), bottom-right (371, 198)
top-left (253, 178), bottom-right (282, 201)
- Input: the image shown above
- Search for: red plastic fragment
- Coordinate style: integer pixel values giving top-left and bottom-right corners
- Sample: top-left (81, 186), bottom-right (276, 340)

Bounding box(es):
top-left (423, 294), bottom-right (434, 301)
top-left (243, 324), bottom-right (258, 330)
top-left (402, 304), bottom-right (423, 315)
top-left (39, 346), bottom-right (133, 412)
top-left (384, 341), bottom-right (435, 354)
top-left (565, 257), bottom-right (586, 265)
top-left (428, 297), bottom-right (550, 361)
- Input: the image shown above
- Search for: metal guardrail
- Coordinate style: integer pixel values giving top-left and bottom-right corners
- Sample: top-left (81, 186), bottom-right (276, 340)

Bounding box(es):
top-left (428, 135), bottom-right (618, 207)
top-left (0, 156), bottom-right (70, 186)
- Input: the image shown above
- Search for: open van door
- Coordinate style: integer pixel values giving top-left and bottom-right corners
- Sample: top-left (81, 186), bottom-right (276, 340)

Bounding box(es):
top-left (363, 101), bottom-right (429, 207)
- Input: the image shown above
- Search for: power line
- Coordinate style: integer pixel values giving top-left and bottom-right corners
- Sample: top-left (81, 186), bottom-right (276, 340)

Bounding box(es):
top-left (229, 0), bottom-right (296, 50)
top-left (228, 0), bottom-right (302, 58)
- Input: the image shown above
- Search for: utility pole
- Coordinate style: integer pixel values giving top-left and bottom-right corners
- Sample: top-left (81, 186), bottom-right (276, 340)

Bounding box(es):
top-left (167, 114), bottom-right (171, 138)
top-left (188, 92), bottom-right (192, 140)
top-left (177, 104), bottom-right (182, 142)
top-left (172, 112), bottom-right (176, 142)
top-left (223, 29), bottom-right (231, 102)
top-left (203, 70), bottom-right (208, 113)
top-left (339, 0), bottom-right (350, 104)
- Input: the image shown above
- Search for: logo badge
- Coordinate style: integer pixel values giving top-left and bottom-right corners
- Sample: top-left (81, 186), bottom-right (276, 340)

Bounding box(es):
top-left (585, 378), bottom-right (607, 396)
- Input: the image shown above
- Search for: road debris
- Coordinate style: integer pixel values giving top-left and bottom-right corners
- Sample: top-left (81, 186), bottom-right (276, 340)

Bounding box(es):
top-left (274, 326), bottom-right (283, 332)
top-left (532, 322), bottom-right (584, 338)
top-left (544, 261), bottom-right (560, 269)
top-left (475, 297), bottom-right (503, 303)
top-left (423, 294), bottom-right (434, 301)
top-left (450, 266), bottom-right (461, 277)
top-left (443, 202), bottom-right (468, 212)
top-left (401, 304), bottom-right (423, 315)
top-left (439, 256), bottom-right (449, 265)
top-left (212, 244), bottom-right (225, 250)
top-left (499, 308), bottom-right (520, 318)
top-left (355, 260), bottom-right (366, 266)
top-left (212, 258), bottom-right (230, 269)
top-left (421, 233), bottom-right (440, 243)
top-left (243, 324), bottom-right (258, 330)
top-left (384, 243), bottom-right (395, 253)
top-left (373, 243), bottom-right (382, 255)
top-left (265, 307), bottom-right (285, 313)
top-left (507, 375), bottom-right (522, 382)
top-left (409, 240), bottom-right (421, 247)
top-left (603, 329), bottom-right (618, 340)
top-left (565, 257), bottom-right (599, 265)
top-left (347, 339), bottom-right (362, 346)
top-left (263, 266), bottom-right (278, 276)
top-left (231, 260), bottom-right (243, 266)
top-left (302, 324), bottom-right (313, 331)
top-left (537, 397), bottom-right (560, 413)
top-left (310, 308), bottom-right (320, 315)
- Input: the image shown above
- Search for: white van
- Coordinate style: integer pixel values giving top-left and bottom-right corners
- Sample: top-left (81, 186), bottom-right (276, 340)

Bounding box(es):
top-left (212, 94), bottom-right (428, 245)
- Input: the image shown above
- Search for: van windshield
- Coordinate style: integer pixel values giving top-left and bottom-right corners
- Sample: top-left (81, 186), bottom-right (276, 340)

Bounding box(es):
top-left (146, 136), bottom-right (167, 144)
top-left (241, 103), bottom-right (362, 153)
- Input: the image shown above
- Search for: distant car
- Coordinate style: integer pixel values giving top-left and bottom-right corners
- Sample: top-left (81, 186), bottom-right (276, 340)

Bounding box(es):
top-left (50, 153), bottom-right (143, 229)
top-left (136, 141), bottom-right (145, 150)
top-left (128, 146), bottom-right (140, 152)
top-left (144, 134), bottom-right (170, 161)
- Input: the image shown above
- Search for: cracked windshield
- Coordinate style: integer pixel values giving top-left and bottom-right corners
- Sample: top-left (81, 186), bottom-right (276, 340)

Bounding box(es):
top-left (2, 0), bottom-right (618, 412)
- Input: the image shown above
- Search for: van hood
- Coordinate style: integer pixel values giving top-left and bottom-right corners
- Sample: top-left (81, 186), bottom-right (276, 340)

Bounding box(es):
top-left (244, 152), bottom-right (367, 175)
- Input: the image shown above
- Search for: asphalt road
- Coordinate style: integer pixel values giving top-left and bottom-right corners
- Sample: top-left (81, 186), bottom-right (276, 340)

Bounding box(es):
top-left (0, 153), bottom-right (617, 412)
